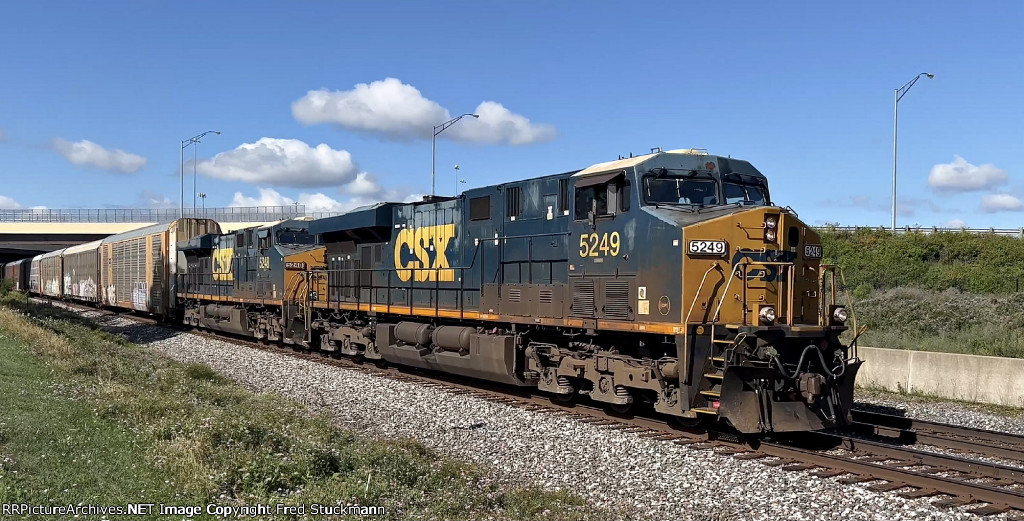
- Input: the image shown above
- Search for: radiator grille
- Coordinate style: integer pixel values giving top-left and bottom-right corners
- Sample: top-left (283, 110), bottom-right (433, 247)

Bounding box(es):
top-left (508, 288), bottom-right (522, 302)
top-left (571, 279), bottom-right (595, 317)
top-left (603, 280), bottom-right (631, 320)
top-left (538, 288), bottom-right (554, 304)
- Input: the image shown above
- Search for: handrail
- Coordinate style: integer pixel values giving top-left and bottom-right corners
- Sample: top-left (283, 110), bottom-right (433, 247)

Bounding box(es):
top-left (684, 263), bottom-right (723, 325)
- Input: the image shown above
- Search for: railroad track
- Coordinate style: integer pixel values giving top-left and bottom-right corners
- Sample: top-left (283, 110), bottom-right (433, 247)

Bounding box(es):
top-left (37, 299), bottom-right (1024, 519)
top-left (852, 409), bottom-right (1024, 463)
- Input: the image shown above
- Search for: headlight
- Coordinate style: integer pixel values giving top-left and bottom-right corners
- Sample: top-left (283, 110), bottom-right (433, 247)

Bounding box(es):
top-left (832, 306), bottom-right (849, 324)
top-left (759, 306), bottom-right (776, 325)
top-left (765, 217), bottom-right (777, 230)
top-left (765, 229), bottom-right (777, 242)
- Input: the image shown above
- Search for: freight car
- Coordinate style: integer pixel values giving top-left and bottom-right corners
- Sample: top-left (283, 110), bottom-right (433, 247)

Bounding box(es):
top-left (99, 219), bottom-right (220, 313)
top-left (63, 240), bottom-right (103, 302)
top-left (2, 258), bottom-right (31, 291)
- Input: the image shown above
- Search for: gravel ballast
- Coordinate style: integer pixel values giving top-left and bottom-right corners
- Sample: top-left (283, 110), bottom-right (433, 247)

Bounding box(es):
top-left (856, 388), bottom-right (1024, 436)
top-left (63, 308), bottom-right (1010, 521)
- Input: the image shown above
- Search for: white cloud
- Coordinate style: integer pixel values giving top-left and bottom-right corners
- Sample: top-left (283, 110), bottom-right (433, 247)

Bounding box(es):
top-left (292, 78), bottom-right (555, 145)
top-left (943, 219), bottom-right (969, 228)
top-left (928, 156), bottom-right (1007, 193)
top-left (979, 194), bottom-right (1024, 213)
top-left (0, 195), bottom-right (22, 209)
top-left (52, 138), bottom-right (147, 174)
top-left (230, 186), bottom-right (422, 214)
top-left (446, 101), bottom-right (556, 145)
top-left (229, 187), bottom-right (353, 213)
top-left (139, 190), bottom-right (176, 209)
top-left (197, 138), bottom-right (360, 188)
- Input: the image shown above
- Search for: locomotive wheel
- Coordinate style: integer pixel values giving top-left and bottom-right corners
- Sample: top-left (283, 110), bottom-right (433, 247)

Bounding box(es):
top-left (669, 416), bottom-right (704, 429)
top-left (550, 391), bottom-right (576, 405)
top-left (609, 402), bottom-right (633, 415)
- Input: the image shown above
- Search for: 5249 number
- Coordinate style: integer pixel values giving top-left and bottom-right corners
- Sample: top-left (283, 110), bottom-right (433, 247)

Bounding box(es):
top-left (579, 232), bottom-right (621, 257)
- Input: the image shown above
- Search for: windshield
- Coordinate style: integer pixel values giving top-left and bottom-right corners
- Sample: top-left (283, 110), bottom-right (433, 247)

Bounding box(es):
top-left (723, 182), bottom-right (768, 205)
top-left (276, 231), bottom-right (318, 245)
top-left (643, 177), bottom-right (719, 205)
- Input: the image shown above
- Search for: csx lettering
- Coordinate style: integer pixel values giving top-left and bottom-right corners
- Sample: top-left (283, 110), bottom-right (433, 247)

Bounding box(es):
top-left (212, 247), bottom-right (234, 281)
top-left (394, 224), bottom-right (456, 282)
top-left (579, 231), bottom-right (621, 258)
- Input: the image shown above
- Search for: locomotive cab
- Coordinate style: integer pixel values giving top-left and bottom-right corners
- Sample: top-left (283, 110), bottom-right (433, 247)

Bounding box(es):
top-left (565, 149), bottom-right (860, 433)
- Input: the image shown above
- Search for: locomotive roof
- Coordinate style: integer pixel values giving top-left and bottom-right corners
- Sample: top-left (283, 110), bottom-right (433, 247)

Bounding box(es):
top-left (574, 149), bottom-right (767, 183)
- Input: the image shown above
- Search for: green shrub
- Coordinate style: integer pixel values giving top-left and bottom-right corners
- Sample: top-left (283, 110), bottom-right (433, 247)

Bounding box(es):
top-left (821, 228), bottom-right (1024, 294)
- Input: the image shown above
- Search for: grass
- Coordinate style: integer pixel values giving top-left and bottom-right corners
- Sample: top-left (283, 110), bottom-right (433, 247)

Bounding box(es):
top-left (816, 228), bottom-right (1024, 358)
top-left (820, 226), bottom-right (1024, 294)
top-left (0, 300), bottom-right (618, 520)
top-left (848, 287), bottom-right (1024, 358)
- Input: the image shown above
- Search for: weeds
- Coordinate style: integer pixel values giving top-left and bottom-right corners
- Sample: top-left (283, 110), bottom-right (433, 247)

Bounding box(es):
top-left (0, 303), bottom-right (615, 520)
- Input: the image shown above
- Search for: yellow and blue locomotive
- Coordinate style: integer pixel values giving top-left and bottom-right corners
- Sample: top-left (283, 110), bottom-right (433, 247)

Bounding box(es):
top-left (15, 148), bottom-right (859, 434)
top-left (303, 148), bottom-right (859, 433)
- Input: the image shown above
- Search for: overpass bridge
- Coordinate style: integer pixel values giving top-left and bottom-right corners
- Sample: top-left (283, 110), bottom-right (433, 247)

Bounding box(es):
top-left (0, 206), bottom-right (340, 263)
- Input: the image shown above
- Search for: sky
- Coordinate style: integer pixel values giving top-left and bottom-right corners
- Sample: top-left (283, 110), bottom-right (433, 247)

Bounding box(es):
top-left (0, 1), bottom-right (1021, 228)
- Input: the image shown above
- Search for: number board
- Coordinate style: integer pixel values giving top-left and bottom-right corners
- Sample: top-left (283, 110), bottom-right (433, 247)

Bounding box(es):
top-left (579, 231), bottom-right (622, 258)
top-left (803, 244), bottom-right (823, 259)
top-left (687, 240), bottom-right (727, 256)
top-left (285, 261), bottom-right (307, 270)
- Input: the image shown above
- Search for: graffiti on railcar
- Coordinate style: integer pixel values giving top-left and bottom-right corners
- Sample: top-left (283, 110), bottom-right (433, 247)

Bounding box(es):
top-left (132, 281), bottom-right (149, 310)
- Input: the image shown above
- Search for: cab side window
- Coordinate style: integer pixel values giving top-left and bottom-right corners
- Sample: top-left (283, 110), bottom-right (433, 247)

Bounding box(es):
top-left (574, 185), bottom-right (608, 220)
top-left (574, 179), bottom-right (629, 220)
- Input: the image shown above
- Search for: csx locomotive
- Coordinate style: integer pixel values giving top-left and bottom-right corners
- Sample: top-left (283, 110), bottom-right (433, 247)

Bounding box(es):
top-left (4, 149), bottom-right (860, 434)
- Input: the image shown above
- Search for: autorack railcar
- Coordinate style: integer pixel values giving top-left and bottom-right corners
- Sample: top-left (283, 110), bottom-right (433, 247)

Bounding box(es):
top-left (99, 218), bottom-right (220, 314)
top-left (62, 240), bottom-right (103, 303)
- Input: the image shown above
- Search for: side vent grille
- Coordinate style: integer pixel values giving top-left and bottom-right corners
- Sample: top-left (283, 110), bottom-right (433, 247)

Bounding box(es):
top-left (604, 280), bottom-right (630, 320)
top-left (508, 288), bottom-right (522, 302)
top-left (538, 288), bottom-right (554, 304)
top-left (571, 279), bottom-right (595, 317)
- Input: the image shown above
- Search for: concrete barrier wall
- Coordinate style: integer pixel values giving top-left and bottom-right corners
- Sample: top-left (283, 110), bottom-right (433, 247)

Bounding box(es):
top-left (857, 347), bottom-right (1024, 407)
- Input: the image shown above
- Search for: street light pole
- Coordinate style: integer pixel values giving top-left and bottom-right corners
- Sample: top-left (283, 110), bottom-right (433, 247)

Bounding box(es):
top-left (431, 113), bottom-right (478, 197)
top-left (180, 130), bottom-right (221, 218)
top-left (454, 164), bottom-right (460, 195)
top-left (892, 73), bottom-right (933, 231)
top-left (198, 192), bottom-right (207, 219)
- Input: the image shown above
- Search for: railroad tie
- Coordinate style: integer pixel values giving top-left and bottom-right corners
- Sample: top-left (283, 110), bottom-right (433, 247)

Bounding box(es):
top-left (930, 496), bottom-right (975, 509)
top-left (780, 463), bottom-right (816, 472)
top-left (1004, 508), bottom-right (1024, 521)
top-left (867, 482), bottom-right (907, 493)
top-left (897, 488), bottom-right (940, 499)
top-left (732, 453), bottom-right (767, 461)
top-left (967, 503), bottom-right (1011, 516)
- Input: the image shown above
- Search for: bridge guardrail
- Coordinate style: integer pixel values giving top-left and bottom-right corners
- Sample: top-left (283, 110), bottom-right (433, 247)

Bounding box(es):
top-left (0, 206), bottom-right (344, 223)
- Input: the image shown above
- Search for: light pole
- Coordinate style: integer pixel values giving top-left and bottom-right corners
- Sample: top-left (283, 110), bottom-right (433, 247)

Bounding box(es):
top-left (181, 130), bottom-right (220, 218)
top-left (197, 192), bottom-right (207, 219)
top-left (454, 164), bottom-right (460, 194)
top-left (892, 73), bottom-right (933, 231)
top-left (432, 113), bottom-right (478, 197)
